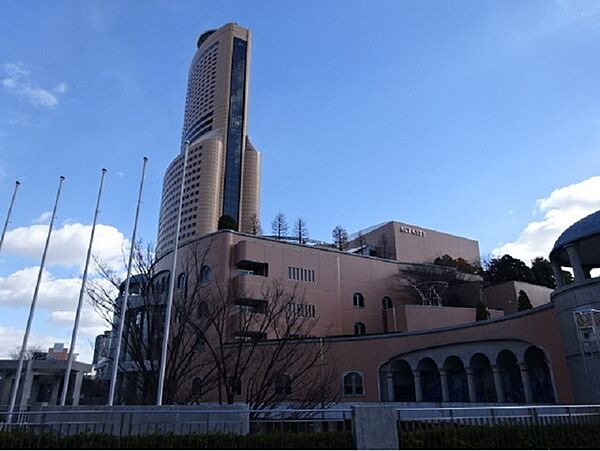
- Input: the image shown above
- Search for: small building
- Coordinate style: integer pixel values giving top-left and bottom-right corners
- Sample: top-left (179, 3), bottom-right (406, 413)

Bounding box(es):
top-left (0, 348), bottom-right (92, 408)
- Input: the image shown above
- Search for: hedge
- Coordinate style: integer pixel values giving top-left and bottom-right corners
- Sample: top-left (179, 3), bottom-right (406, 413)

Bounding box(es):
top-left (0, 430), bottom-right (354, 449)
top-left (400, 423), bottom-right (600, 449)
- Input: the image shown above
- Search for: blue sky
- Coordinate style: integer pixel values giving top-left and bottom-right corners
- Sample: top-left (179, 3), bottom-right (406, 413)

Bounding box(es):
top-left (1, 0), bottom-right (600, 360)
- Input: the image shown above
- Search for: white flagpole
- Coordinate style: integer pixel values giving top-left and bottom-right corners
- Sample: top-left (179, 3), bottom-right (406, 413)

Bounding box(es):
top-left (0, 180), bottom-right (21, 256)
top-left (7, 176), bottom-right (65, 422)
top-left (156, 140), bottom-right (189, 406)
top-left (108, 157), bottom-right (148, 406)
top-left (60, 169), bottom-right (107, 406)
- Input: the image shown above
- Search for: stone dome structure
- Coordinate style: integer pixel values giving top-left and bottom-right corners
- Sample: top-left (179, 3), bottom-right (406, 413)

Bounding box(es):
top-left (550, 210), bottom-right (600, 270)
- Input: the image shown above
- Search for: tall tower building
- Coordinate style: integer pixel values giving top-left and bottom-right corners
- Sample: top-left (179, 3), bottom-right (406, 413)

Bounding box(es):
top-left (157, 23), bottom-right (261, 256)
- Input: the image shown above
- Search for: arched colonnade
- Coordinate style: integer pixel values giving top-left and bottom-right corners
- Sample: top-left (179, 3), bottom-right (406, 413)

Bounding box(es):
top-left (379, 341), bottom-right (557, 404)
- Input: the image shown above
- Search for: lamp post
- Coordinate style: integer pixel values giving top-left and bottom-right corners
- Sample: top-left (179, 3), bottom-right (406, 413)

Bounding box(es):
top-left (108, 158), bottom-right (148, 406)
top-left (60, 169), bottom-right (107, 406)
top-left (7, 176), bottom-right (64, 422)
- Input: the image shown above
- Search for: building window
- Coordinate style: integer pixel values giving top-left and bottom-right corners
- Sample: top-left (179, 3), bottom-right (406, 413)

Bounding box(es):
top-left (274, 374), bottom-right (292, 395)
top-left (343, 372), bottom-right (364, 396)
top-left (353, 292), bottom-right (365, 308)
top-left (177, 273), bottom-right (187, 289)
top-left (286, 302), bottom-right (316, 318)
top-left (200, 265), bottom-right (211, 283)
top-left (354, 322), bottom-right (366, 336)
top-left (287, 266), bottom-right (316, 283)
top-left (382, 296), bottom-right (393, 310)
top-left (192, 377), bottom-right (202, 396)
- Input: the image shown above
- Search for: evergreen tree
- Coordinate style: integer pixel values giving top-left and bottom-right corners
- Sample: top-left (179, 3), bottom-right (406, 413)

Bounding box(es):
top-left (517, 289), bottom-right (533, 311)
top-left (530, 257), bottom-right (555, 288)
top-left (475, 301), bottom-right (490, 321)
top-left (218, 214), bottom-right (238, 231)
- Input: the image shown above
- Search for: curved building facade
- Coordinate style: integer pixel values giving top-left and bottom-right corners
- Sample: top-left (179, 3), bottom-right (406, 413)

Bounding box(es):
top-left (157, 23), bottom-right (261, 256)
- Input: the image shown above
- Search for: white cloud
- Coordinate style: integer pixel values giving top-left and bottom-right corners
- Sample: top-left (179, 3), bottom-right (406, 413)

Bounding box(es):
top-left (54, 82), bottom-right (68, 94)
top-left (0, 267), bottom-right (116, 363)
top-left (493, 176), bottom-right (600, 263)
top-left (0, 266), bottom-right (81, 310)
top-left (3, 222), bottom-right (129, 269)
top-left (2, 62), bottom-right (67, 108)
top-left (0, 325), bottom-right (67, 359)
top-left (32, 211), bottom-right (52, 224)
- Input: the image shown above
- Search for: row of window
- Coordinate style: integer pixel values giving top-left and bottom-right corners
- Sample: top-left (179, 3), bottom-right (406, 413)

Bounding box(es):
top-left (286, 302), bottom-right (316, 319)
top-left (189, 372), bottom-right (363, 398)
top-left (175, 265), bottom-right (211, 289)
top-left (288, 266), bottom-right (315, 283)
top-left (353, 293), bottom-right (394, 310)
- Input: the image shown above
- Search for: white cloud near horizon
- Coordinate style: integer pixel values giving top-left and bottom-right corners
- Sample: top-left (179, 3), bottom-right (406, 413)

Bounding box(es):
top-left (3, 222), bottom-right (129, 269)
top-left (2, 62), bottom-right (67, 108)
top-left (0, 325), bottom-right (68, 359)
top-left (0, 266), bottom-right (116, 363)
top-left (493, 176), bottom-right (600, 263)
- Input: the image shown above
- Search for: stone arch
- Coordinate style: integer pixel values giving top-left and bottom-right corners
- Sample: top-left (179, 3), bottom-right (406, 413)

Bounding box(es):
top-left (417, 357), bottom-right (442, 402)
top-left (524, 346), bottom-right (555, 403)
top-left (391, 359), bottom-right (415, 402)
top-left (443, 355), bottom-right (469, 402)
top-left (497, 349), bottom-right (525, 403)
top-left (470, 353), bottom-right (496, 402)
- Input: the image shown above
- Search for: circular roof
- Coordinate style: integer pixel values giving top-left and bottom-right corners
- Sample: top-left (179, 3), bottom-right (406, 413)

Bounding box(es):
top-left (550, 210), bottom-right (600, 265)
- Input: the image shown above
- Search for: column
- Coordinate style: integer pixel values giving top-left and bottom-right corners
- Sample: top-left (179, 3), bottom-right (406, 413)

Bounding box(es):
top-left (491, 365), bottom-right (505, 403)
top-left (465, 367), bottom-right (477, 403)
top-left (519, 363), bottom-right (533, 403)
top-left (19, 360), bottom-right (34, 408)
top-left (71, 372), bottom-right (84, 406)
top-left (551, 261), bottom-right (565, 288)
top-left (545, 360), bottom-right (559, 403)
top-left (49, 377), bottom-right (60, 405)
top-left (412, 370), bottom-right (423, 402)
top-left (440, 369), bottom-right (450, 403)
top-left (566, 244), bottom-right (586, 282)
top-left (386, 373), bottom-right (395, 402)
top-left (0, 375), bottom-right (14, 405)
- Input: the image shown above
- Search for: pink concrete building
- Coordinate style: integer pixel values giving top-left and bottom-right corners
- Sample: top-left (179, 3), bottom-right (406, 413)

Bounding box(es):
top-left (149, 230), bottom-right (566, 405)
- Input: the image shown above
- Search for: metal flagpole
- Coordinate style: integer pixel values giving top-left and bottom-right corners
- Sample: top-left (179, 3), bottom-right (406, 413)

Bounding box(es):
top-left (60, 169), bottom-right (107, 406)
top-left (156, 140), bottom-right (190, 406)
top-left (7, 176), bottom-right (64, 423)
top-left (0, 180), bottom-right (21, 256)
top-left (108, 157), bottom-right (148, 406)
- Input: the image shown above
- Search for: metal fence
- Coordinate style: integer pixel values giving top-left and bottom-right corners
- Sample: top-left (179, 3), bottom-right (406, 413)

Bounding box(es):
top-left (0, 404), bottom-right (599, 446)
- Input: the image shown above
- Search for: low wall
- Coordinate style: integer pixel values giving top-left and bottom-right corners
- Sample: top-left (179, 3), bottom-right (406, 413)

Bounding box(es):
top-left (31, 404), bottom-right (250, 436)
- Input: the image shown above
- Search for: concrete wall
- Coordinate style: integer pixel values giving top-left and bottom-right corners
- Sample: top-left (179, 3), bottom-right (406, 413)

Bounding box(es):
top-left (390, 304), bottom-right (503, 332)
top-left (330, 305), bottom-right (573, 404)
top-left (484, 281), bottom-right (552, 314)
top-left (551, 277), bottom-right (600, 403)
top-left (33, 404), bottom-right (250, 436)
top-left (350, 221), bottom-right (480, 265)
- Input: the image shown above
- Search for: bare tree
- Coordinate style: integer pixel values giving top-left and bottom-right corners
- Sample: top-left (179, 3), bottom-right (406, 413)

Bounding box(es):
top-left (8, 346), bottom-right (43, 360)
top-left (396, 264), bottom-right (478, 307)
top-left (271, 212), bottom-right (288, 239)
top-left (294, 218), bottom-right (308, 244)
top-left (185, 280), bottom-right (338, 409)
top-left (88, 240), bottom-right (338, 408)
top-left (332, 226), bottom-right (348, 251)
top-left (378, 234), bottom-right (391, 259)
top-left (87, 241), bottom-right (212, 405)
top-left (249, 214), bottom-right (262, 235)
